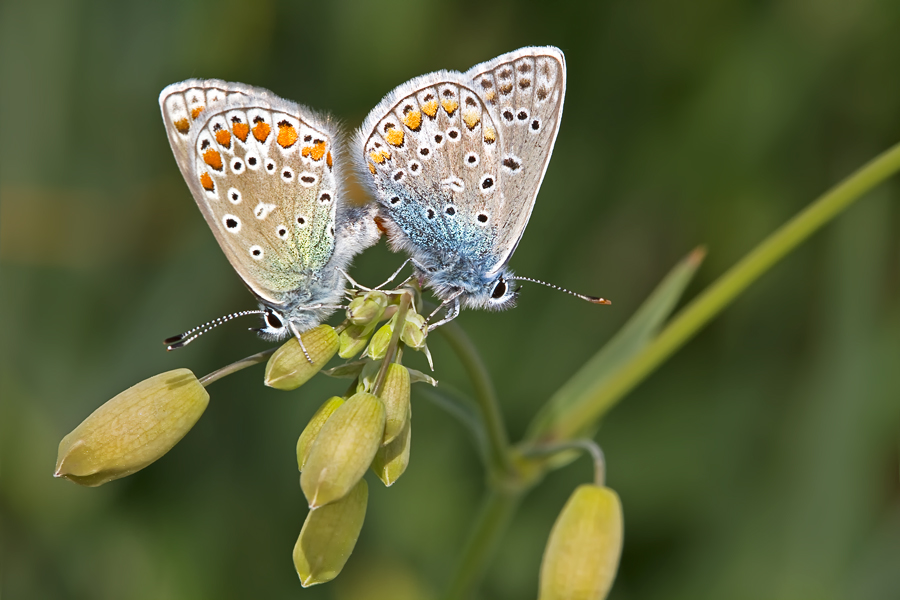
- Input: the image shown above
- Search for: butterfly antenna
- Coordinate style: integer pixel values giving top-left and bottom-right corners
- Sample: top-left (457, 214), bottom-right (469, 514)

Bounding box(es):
top-left (164, 310), bottom-right (266, 350)
top-left (510, 276), bottom-right (612, 305)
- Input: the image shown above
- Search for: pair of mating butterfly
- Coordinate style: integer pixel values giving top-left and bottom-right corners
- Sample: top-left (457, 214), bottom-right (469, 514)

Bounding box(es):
top-left (161, 46), bottom-right (608, 352)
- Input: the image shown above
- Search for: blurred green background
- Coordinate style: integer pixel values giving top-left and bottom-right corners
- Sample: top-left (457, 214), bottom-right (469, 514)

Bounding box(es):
top-left (2, 0), bottom-right (899, 598)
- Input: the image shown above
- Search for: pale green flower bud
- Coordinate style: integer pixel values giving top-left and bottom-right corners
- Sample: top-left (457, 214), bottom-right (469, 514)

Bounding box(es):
top-left (338, 324), bottom-right (371, 359)
top-left (539, 484), bottom-right (623, 600)
top-left (264, 325), bottom-right (339, 390)
top-left (55, 369), bottom-right (208, 487)
top-left (347, 291), bottom-right (388, 326)
top-left (371, 418), bottom-right (410, 486)
top-left (297, 397), bottom-right (345, 471)
top-left (300, 392), bottom-right (385, 508)
top-left (362, 320), bottom-right (394, 360)
top-left (293, 478), bottom-right (368, 587)
top-left (400, 312), bottom-right (427, 349)
top-left (378, 363), bottom-right (410, 445)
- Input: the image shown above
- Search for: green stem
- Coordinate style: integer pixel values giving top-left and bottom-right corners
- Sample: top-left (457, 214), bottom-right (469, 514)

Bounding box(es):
top-left (545, 140), bottom-right (900, 440)
top-left (522, 439), bottom-right (606, 487)
top-left (198, 348), bottom-right (276, 387)
top-left (373, 291), bottom-right (411, 396)
top-left (436, 320), bottom-right (514, 477)
top-left (443, 490), bottom-right (521, 600)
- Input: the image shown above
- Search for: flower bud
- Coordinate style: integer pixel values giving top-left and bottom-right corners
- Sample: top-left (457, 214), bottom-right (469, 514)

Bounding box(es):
top-left (293, 478), bottom-right (368, 587)
top-left (400, 312), bottom-right (427, 349)
top-left (362, 320), bottom-right (394, 360)
top-left (338, 324), bottom-right (372, 359)
top-left (377, 363), bottom-right (410, 445)
top-left (297, 397), bottom-right (345, 471)
top-left (264, 325), bottom-right (339, 390)
top-left (300, 392), bottom-right (385, 508)
top-left (347, 291), bottom-right (388, 326)
top-left (55, 369), bottom-right (209, 487)
top-left (371, 418), bottom-right (410, 486)
top-left (539, 484), bottom-right (623, 600)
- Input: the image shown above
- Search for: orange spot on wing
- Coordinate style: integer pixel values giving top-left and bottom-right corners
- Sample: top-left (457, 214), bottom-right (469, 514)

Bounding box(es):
top-left (191, 106), bottom-right (205, 119)
top-left (232, 122), bottom-right (249, 142)
top-left (483, 126), bottom-right (496, 144)
top-left (252, 121), bottom-right (271, 142)
top-left (301, 140), bottom-right (326, 160)
top-left (484, 90), bottom-right (497, 104)
top-left (368, 162), bottom-right (376, 174)
top-left (441, 99), bottom-right (458, 115)
top-left (203, 149), bottom-right (223, 171)
top-left (369, 150), bottom-right (390, 164)
top-left (200, 172), bottom-right (214, 191)
top-left (326, 151), bottom-right (333, 169)
top-left (277, 123), bottom-right (298, 148)
top-left (403, 110), bottom-right (422, 131)
top-left (214, 128), bottom-right (231, 148)
top-left (462, 110), bottom-right (481, 130)
top-left (421, 100), bottom-right (438, 118)
top-left (385, 128), bottom-right (404, 147)
top-left (174, 118), bottom-right (190, 134)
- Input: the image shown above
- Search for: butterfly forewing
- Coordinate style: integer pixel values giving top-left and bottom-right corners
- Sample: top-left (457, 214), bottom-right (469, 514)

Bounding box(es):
top-left (466, 47), bottom-right (566, 272)
top-left (160, 82), bottom-right (339, 308)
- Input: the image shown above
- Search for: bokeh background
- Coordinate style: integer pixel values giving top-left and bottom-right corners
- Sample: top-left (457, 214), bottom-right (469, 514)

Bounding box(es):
top-left (2, 0), bottom-right (900, 598)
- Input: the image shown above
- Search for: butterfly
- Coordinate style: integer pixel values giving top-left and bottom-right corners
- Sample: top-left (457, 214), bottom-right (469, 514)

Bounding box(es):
top-left (354, 46), bottom-right (605, 327)
top-left (159, 80), bottom-right (379, 347)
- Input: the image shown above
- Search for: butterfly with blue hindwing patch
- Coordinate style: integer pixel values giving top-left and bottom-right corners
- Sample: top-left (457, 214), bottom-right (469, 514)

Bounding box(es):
top-left (355, 46), bottom-right (608, 329)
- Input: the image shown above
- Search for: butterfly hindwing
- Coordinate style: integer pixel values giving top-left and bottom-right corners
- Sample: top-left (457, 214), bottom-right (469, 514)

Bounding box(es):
top-left (160, 81), bottom-right (340, 309)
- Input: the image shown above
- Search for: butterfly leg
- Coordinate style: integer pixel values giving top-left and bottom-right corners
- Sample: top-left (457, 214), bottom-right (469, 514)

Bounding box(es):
top-left (288, 323), bottom-right (314, 364)
top-left (426, 292), bottom-right (463, 331)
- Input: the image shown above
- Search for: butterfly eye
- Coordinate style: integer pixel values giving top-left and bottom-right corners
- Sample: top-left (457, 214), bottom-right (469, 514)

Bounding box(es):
top-left (266, 311), bottom-right (283, 329)
top-left (491, 278), bottom-right (507, 300)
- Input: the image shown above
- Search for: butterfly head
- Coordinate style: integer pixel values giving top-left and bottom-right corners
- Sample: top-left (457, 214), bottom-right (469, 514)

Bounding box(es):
top-left (256, 307), bottom-right (289, 340)
top-left (465, 270), bottom-right (519, 311)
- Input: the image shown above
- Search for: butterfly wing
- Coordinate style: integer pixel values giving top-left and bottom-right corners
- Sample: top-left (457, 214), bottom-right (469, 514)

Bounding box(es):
top-left (465, 46), bottom-right (566, 273)
top-left (160, 80), bottom-right (344, 309)
top-left (356, 47), bottom-right (566, 290)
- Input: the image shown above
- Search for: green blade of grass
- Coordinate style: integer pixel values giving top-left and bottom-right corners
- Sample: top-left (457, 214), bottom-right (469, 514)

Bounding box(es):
top-left (526, 247), bottom-right (706, 443)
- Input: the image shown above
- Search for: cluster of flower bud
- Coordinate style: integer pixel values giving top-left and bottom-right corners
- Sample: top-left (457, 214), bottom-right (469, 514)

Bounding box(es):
top-left (54, 286), bottom-right (436, 587)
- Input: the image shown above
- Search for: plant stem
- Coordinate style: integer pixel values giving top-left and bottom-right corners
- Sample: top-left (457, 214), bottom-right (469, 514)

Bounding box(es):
top-left (436, 320), bottom-right (514, 477)
top-left (544, 140), bottom-right (900, 440)
top-left (198, 348), bottom-right (276, 387)
top-left (521, 439), bottom-right (607, 487)
top-left (373, 291), bottom-right (411, 396)
top-left (443, 490), bottom-right (521, 600)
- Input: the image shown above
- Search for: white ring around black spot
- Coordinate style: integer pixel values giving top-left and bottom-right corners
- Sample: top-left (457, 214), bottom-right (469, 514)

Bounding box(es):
top-left (480, 174), bottom-right (496, 193)
top-left (231, 158), bottom-right (245, 174)
top-left (249, 245), bottom-right (264, 260)
top-left (446, 127), bottom-right (461, 142)
top-left (418, 145), bottom-right (432, 159)
top-left (476, 212), bottom-right (490, 225)
top-left (298, 172), bottom-right (317, 187)
top-left (408, 160), bottom-right (422, 175)
top-left (464, 152), bottom-right (480, 168)
top-left (245, 152), bottom-right (261, 170)
top-left (276, 224), bottom-right (289, 240)
top-left (264, 158), bottom-right (277, 174)
top-left (281, 166), bottom-right (295, 183)
top-left (296, 215), bottom-right (308, 227)
top-left (223, 214), bottom-right (241, 233)
top-left (228, 187), bottom-right (242, 204)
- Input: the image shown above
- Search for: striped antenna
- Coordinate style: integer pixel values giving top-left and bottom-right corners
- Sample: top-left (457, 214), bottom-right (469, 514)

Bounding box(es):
top-left (509, 276), bottom-right (611, 305)
top-left (164, 310), bottom-right (265, 350)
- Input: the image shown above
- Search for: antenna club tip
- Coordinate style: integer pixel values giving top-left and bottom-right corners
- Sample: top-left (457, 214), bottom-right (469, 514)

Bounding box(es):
top-left (591, 297), bottom-right (612, 305)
